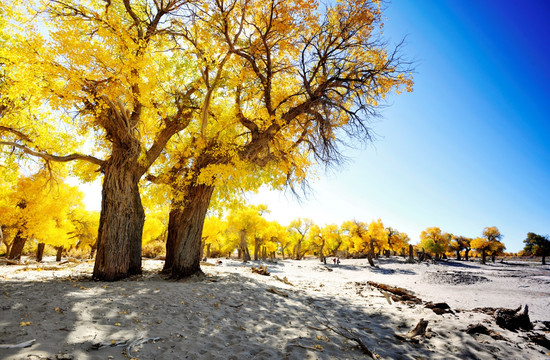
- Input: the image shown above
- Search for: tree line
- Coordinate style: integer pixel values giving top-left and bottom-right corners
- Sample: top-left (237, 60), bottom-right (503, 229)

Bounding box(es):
top-left (1, 173), bottom-right (548, 266)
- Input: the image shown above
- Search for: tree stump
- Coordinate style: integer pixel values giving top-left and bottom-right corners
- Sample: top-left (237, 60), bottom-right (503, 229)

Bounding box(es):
top-left (495, 305), bottom-right (532, 331)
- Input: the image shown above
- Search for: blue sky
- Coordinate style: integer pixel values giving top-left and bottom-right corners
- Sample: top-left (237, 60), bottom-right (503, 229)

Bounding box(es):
top-left (250, 0), bottom-right (550, 252)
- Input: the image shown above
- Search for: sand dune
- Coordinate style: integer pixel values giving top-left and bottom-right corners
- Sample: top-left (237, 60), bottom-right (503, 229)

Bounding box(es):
top-left (1, 257), bottom-right (549, 359)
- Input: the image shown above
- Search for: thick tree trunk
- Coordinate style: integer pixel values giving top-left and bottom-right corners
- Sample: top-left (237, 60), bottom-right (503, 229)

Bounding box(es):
top-left (93, 150), bottom-right (145, 281)
top-left (36, 243), bottom-right (45, 262)
top-left (465, 249), bottom-right (470, 261)
top-left (55, 246), bottom-right (63, 262)
top-left (295, 241), bottom-right (302, 260)
top-left (7, 230), bottom-right (26, 260)
top-left (239, 230), bottom-right (251, 262)
top-left (165, 184), bottom-right (215, 279)
top-left (206, 243), bottom-right (211, 258)
top-left (542, 255), bottom-right (546, 265)
top-left (481, 249), bottom-right (487, 264)
top-left (456, 250), bottom-right (461, 261)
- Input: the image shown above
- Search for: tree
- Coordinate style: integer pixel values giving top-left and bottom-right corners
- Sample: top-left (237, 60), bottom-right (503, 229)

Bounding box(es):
top-left (288, 218), bottom-right (314, 260)
top-left (343, 219), bottom-right (385, 266)
top-left (159, 0), bottom-right (413, 278)
top-left (226, 204), bottom-right (268, 261)
top-left (418, 227), bottom-right (449, 260)
top-left (482, 226), bottom-right (505, 263)
top-left (449, 236), bottom-right (471, 260)
top-left (0, 172), bottom-right (84, 261)
top-left (308, 224), bottom-right (341, 263)
top-left (1, 0), bottom-right (210, 280)
top-left (523, 232), bottom-right (550, 265)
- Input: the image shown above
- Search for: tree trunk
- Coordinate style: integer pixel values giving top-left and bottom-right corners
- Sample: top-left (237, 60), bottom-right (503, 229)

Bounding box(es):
top-left (367, 239), bottom-right (375, 267)
top-left (206, 243), bottom-right (211, 258)
top-left (481, 249), bottom-right (487, 264)
top-left (239, 230), bottom-right (251, 262)
top-left (7, 230), bottom-right (26, 260)
top-left (542, 255), bottom-right (546, 265)
top-left (55, 246), bottom-right (63, 262)
top-left (296, 241), bottom-right (302, 260)
top-left (199, 239), bottom-right (205, 260)
top-left (408, 244), bottom-right (414, 263)
top-left (165, 184), bottom-right (215, 279)
top-left (456, 250), bottom-right (461, 261)
top-left (36, 243), bottom-right (45, 262)
top-left (93, 150), bottom-right (145, 281)
top-left (254, 237), bottom-right (260, 261)
top-left (465, 249), bottom-right (470, 261)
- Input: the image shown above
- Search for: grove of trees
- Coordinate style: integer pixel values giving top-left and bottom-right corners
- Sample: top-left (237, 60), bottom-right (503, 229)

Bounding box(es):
top-left (0, 0), bottom-right (413, 280)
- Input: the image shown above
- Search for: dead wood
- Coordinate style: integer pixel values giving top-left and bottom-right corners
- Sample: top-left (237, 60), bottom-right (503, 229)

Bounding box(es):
top-left (311, 306), bottom-right (376, 358)
top-left (528, 333), bottom-right (550, 351)
top-left (267, 287), bottom-right (288, 297)
top-left (290, 342), bottom-right (323, 352)
top-left (366, 281), bottom-right (422, 304)
top-left (465, 323), bottom-right (506, 341)
top-left (251, 265), bottom-right (270, 276)
top-left (273, 275), bottom-right (294, 286)
top-left (395, 319), bottom-right (429, 343)
top-left (424, 302), bottom-right (454, 315)
top-left (494, 305), bottom-right (532, 331)
top-left (0, 339), bottom-right (36, 349)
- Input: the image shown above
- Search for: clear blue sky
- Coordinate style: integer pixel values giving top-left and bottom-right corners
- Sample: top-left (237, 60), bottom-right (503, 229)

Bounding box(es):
top-left (250, 0), bottom-right (550, 252)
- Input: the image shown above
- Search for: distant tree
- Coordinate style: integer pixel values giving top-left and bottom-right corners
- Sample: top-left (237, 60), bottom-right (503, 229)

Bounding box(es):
top-left (288, 218), bottom-right (314, 260)
top-left (483, 226), bottom-right (505, 263)
top-left (523, 232), bottom-right (550, 265)
top-left (418, 227), bottom-right (449, 260)
top-left (449, 236), bottom-right (471, 260)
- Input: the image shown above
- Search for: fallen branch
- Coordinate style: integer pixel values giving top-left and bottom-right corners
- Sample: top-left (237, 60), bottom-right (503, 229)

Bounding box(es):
top-left (0, 339), bottom-right (36, 349)
top-left (267, 287), bottom-right (288, 297)
top-left (290, 342), bottom-right (323, 352)
top-left (251, 265), bottom-right (270, 276)
top-left (311, 306), bottom-right (375, 358)
top-left (127, 337), bottom-right (161, 358)
top-left (273, 275), bottom-right (294, 286)
top-left (395, 319), bottom-right (429, 343)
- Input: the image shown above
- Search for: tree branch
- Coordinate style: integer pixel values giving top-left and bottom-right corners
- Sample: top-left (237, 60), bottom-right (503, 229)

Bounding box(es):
top-left (0, 141), bottom-right (104, 166)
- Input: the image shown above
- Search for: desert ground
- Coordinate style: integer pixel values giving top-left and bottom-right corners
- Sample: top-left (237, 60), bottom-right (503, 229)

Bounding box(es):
top-left (0, 256), bottom-right (549, 359)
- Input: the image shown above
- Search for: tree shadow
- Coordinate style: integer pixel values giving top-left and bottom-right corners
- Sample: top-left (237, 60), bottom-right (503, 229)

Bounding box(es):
top-left (0, 264), bottom-right (538, 360)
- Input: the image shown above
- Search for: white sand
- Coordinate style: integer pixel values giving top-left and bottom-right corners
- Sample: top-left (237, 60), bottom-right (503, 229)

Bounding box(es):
top-left (0, 256), bottom-right (549, 359)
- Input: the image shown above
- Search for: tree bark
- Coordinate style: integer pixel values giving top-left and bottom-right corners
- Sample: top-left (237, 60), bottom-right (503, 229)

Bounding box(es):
top-left (543, 255), bottom-right (546, 265)
top-left (93, 147), bottom-right (145, 281)
top-left (164, 184), bottom-right (215, 279)
top-left (254, 237), bottom-right (260, 261)
top-left (36, 243), bottom-right (45, 262)
top-left (55, 246), bottom-right (63, 262)
top-left (465, 249), bottom-right (470, 261)
top-left (481, 249), bottom-right (487, 264)
top-left (7, 230), bottom-right (26, 260)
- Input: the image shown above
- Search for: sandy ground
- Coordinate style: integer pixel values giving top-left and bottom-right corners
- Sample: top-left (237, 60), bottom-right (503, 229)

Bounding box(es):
top-left (0, 256), bottom-right (549, 360)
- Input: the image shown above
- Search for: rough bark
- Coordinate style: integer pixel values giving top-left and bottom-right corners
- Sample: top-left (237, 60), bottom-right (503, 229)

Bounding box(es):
top-left (456, 250), bottom-right (461, 261)
top-left (239, 230), bottom-right (251, 262)
top-left (465, 249), bottom-right (470, 261)
top-left (93, 146), bottom-right (145, 281)
top-left (55, 246), bottom-right (63, 262)
top-left (7, 230), bottom-right (26, 260)
top-left (36, 243), bottom-right (45, 262)
top-left (481, 249), bottom-right (487, 264)
top-left (543, 255), bottom-right (546, 265)
top-left (165, 184), bottom-right (215, 279)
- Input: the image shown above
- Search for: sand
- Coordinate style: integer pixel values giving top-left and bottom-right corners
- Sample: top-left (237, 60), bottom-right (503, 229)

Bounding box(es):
top-left (0, 256), bottom-right (549, 359)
